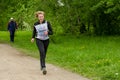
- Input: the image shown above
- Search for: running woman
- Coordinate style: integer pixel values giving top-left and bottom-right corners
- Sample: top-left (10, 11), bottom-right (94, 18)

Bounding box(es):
top-left (31, 11), bottom-right (53, 75)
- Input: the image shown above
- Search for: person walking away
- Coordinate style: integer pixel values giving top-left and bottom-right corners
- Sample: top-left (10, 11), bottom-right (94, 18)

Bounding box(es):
top-left (8, 18), bottom-right (17, 42)
top-left (31, 11), bottom-right (53, 75)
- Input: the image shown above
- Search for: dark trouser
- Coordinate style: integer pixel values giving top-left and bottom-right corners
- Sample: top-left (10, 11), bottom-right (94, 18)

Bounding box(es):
top-left (36, 38), bottom-right (49, 69)
top-left (9, 30), bottom-right (15, 42)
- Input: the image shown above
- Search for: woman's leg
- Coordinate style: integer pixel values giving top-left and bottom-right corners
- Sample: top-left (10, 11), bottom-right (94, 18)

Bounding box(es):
top-left (43, 39), bottom-right (49, 58)
top-left (36, 39), bottom-right (46, 69)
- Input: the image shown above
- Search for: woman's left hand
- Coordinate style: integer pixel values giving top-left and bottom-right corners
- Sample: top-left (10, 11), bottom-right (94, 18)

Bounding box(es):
top-left (44, 31), bottom-right (48, 35)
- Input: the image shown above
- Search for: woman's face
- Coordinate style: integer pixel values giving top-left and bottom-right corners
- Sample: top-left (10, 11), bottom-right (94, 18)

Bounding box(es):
top-left (38, 14), bottom-right (44, 22)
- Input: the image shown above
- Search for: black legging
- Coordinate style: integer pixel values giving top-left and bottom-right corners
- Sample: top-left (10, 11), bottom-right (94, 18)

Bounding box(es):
top-left (36, 38), bottom-right (49, 69)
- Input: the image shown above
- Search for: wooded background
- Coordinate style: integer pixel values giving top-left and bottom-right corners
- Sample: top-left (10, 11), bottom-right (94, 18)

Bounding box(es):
top-left (0, 0), bottom-right (120, 35)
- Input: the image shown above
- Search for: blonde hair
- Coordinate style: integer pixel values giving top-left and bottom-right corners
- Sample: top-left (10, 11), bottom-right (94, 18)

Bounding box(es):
top-left (35, 11), bottom-right (45, 17)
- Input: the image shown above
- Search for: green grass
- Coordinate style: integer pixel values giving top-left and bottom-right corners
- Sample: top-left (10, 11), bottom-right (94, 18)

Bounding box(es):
top-left (0, 31), bottom-right (120, 80)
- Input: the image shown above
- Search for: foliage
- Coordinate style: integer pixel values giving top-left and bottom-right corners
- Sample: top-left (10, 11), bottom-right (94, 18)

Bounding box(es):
top-left (0, 0), bottom-right (120, 35)
top-left (90, 0), bottom-right (120, 35)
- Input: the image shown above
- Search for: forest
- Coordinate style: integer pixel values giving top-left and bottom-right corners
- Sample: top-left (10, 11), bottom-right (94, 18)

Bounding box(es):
top-left (0, 0), bottom-right (120, 35)
top-left (0, 1), bottom-right (120, 80)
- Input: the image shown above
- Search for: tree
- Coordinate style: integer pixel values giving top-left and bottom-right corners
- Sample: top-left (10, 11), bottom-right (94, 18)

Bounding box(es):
top-left (0, 0), bottom-right (120, 36)
top-left (91, 0), bottom-right (120, 35)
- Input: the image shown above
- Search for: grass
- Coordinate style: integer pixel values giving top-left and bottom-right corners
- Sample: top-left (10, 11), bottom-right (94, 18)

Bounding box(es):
top-left (0, 31), bottom-right (120, 80)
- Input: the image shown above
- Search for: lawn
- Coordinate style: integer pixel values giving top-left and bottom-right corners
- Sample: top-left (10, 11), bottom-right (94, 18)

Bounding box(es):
top-left (0, 31), bottom-right (120, 80)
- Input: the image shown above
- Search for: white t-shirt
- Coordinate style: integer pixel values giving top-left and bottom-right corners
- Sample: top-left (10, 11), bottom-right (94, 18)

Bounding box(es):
top-left (35, 21), bottom-right (49, 40)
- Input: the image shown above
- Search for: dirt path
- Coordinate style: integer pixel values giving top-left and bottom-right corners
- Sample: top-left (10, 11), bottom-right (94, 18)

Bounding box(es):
top-left (0, 44), bottom-right (90, 80)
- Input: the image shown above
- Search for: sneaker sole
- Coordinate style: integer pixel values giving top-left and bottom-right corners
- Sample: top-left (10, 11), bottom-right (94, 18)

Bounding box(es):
top-left (43, 70), bottom-right (47, 75)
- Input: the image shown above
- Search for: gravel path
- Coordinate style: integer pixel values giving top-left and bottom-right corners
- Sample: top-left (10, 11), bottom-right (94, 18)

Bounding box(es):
top-left (0, 44), bottom-right (90, 80)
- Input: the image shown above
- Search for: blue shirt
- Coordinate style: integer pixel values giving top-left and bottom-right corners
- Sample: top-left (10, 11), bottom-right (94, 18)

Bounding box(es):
top-left (8, 21), bottom-right (17, 31)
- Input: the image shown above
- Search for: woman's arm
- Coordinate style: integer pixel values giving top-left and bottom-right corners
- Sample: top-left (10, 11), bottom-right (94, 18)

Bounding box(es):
top-left (31, 26), bottom-right (36, 43)
top-left (32, 27), bottom-right (36, 38)
top-left (47, 22), bottom-right (53, 35)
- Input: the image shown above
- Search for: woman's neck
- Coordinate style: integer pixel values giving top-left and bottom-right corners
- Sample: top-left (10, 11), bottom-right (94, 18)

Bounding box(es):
top-left (39, 20), bottom-right (44, 24)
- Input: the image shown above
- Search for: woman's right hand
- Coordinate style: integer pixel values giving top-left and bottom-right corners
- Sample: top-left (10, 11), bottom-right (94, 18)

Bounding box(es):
top-left (31, 38), bottom-right (34, 43)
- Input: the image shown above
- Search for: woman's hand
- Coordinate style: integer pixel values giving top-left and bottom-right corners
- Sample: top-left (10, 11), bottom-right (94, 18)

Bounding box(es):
top-left (31, 38), bottom-right (34, 43)
top-left (44, 31), bottom-right (48, 35)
